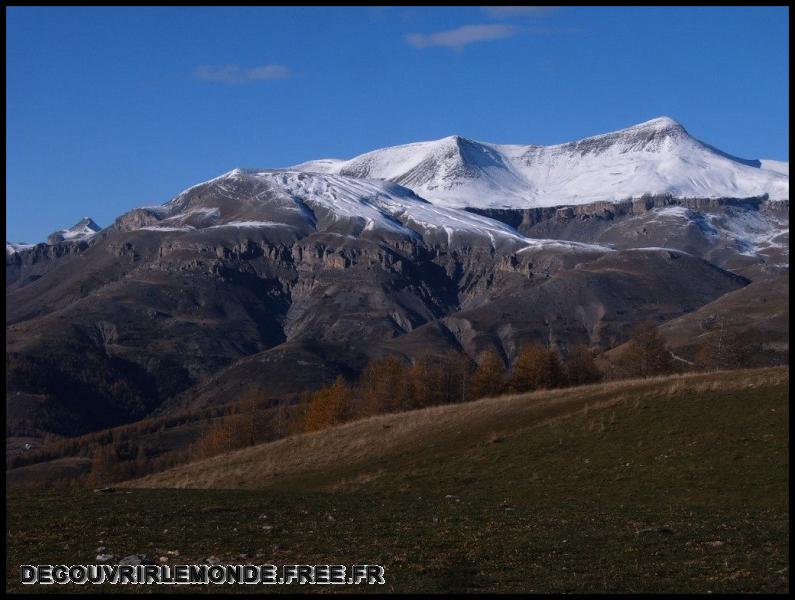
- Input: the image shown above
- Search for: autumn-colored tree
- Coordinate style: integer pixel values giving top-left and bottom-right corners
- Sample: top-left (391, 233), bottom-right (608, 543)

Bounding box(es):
top-left (406, 356), bottom-right (448, 409)
top-left (197, 418), bottom-right (235, 458)
top-left (224, 401), bottom-right (254, 449)
top-left (563, 344), bottom-right (602, 386)
top-left (509, 343), bottom-right (563, 393)
top-left (438, 351), bottom-right (474, 404)
top-left (235, 388), bottom-right (265, 447)
top-left (470, 349), bottom-right (508, 400)
top-left (89, 444), bottom-right (119, 486)
top-left (625, 321), bottom-right (674, 377)
top-left (303, 376), bottom-right (352, 433)
top-left (358, 355), bottom-right (409, 416)
top-left (290, 391), bottom-right (314, 435)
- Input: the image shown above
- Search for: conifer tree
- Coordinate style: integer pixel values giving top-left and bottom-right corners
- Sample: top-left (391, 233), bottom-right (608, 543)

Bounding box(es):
top-left (304, 376), bottom-right (351, 432)
top-left (470, 349), bottom-right (507, 400)
top-left (440, 350), bottom-right (474, 404)
top-left (563, 344), bottom-right (602, 386)
top-left (405, 356), bottom-right (449, 409)
top-left (510, 343), bottom-right (563, 393)
top-left (358, 355), bottom-right (408, 416)
top-left (89, 444), bottom-right (118, 486)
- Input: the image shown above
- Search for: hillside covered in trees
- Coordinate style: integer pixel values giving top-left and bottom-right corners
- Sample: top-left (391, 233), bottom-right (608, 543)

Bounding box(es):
top-left (9, 320), bottom-right (742, 488)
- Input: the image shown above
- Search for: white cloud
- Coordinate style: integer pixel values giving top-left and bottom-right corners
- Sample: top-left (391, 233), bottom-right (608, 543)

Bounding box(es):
top-left (405, 24), bottom-right (518, 50)
top-left (195, 64), bottom-right (292, 84)
top-left (481, 6), bottom-right (560, 19)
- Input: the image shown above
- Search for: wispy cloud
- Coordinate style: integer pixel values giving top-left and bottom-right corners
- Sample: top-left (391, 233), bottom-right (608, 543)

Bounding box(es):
top-left (195, 64), bottom-right (292, 84)
top-left (526, 26), bottom-right (580, 35)
top-left (405, 24), bottom-right (518, 50)
top-left (481, 6), bottom-right (560, 19)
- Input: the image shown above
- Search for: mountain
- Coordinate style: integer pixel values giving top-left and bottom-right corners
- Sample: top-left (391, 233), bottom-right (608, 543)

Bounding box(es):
top-left (4, 117), bottom-right (788, 440)
top-left (293, 117), bottom-right (789, 208)
top-left (6, 167), bottom-right (750, 435)
top-left (7, 218), bottom-right (101, 256)
top-left (46, 217), bottom-right (101, 244)
top-left (469, 197), bottom-right (789, 280)
top-left (115, 168), bottom-right (602, 252)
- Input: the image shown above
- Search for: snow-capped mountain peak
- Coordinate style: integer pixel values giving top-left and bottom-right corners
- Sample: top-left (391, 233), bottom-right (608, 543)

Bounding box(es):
top-left (636, 115), bottom-right (680, 127)
top-left (552, 116), bottom-right (690, 155)
top-left (623, 115), bottom-right (685, 134)
top-left (47, 217), bottom-right (101, 244)
top-left (292, 117), bottom-right (788, 208)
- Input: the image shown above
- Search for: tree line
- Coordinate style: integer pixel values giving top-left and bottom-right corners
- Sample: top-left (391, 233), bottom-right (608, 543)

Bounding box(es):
top-left (12, 319), bottom-right (761, 488)
top-left (294, 321), bottom-right (677, 434)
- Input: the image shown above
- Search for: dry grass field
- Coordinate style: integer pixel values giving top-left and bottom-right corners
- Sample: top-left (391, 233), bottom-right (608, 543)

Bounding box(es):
top-left (7, 367), bottom-right (789, 593)
top-left (130, 367), bottom-right (788, 492)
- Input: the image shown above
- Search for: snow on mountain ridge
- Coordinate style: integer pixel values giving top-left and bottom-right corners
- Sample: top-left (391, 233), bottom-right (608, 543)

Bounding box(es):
top-left (139, 168), bottom-right (610, 252)
top-left (292, 117), bottom-right (788, 208)
top-left (6, 241), bottom-right (36, 255)
top-left (760, 159), bottom-right (789, 176)
top-left (48, 217), bottom-right (102, 243)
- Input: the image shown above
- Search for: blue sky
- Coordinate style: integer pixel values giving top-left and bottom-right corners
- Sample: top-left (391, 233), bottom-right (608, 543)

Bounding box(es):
top-left (6, 6), bottom-right (789, 242)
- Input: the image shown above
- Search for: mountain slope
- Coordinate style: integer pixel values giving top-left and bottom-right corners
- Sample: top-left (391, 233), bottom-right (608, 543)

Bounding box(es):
top-left (129, 368), bottom-right (788, 501)
top-left (293, 117), bottom-right (789, 208)
top-left (5, 118), bottom-right (787, 439)
top-left (470, 197), bottom-right (789, 277)
top-left (601, 274), bottom-right (789, 370)
top-left (6, 165), bottom-right (750, 434)
top-left (117, 168), bottom-right (605, 252)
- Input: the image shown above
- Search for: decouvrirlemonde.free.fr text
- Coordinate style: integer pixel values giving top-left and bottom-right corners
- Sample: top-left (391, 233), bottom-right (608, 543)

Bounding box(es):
top-left (21, 564), bottom-right (386, 585)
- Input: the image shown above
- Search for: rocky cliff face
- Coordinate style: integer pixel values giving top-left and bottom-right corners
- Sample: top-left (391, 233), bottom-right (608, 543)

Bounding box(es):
top-left (6, 238), bottom-right (97, 287)
top-left (5, 167), bottom-right (785, 437)
top-left (467, 195), bottom-right (788, 279)
top-left (6, 220), bottom-right (747, 435)
top-left (467, 194), bottom-right (774, 227)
